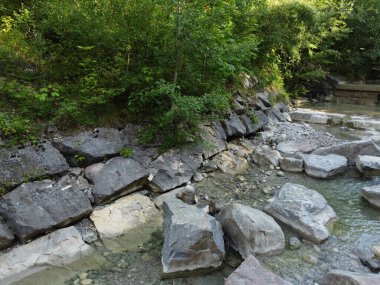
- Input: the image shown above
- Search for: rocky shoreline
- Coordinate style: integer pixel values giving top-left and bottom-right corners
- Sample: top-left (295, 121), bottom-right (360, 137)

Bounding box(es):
top-left (1, 92), bottom-right (380, 285)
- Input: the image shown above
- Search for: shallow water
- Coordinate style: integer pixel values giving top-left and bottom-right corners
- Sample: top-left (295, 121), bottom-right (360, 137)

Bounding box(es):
top-left (297, 101), bottom-right (380, 118)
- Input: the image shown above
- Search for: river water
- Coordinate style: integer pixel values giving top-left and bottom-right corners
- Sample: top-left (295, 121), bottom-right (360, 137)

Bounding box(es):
top-left (16, 102), bottom-right (380, 285)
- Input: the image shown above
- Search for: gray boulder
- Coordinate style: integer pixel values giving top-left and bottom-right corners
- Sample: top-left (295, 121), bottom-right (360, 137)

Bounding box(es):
top-left (150, 146), bottom-right (203, 192)
top-left (222, 112), bottom-right (247, 138)
top-left (254, 110), bottom-right (269, 130)
top-left (85, 157), bottom-right (148, 204)
top-left (53, 128), bottom-right (124, 166)
top-left (200, 123), bottom-right (227, 159)
top-left (303, 154), bottom-right (347, 179)
top-left (0, 218), bottom-right (14, 250)
top-left (268, 107), bottom-right (286, 122)
top-left (257, 92), bottom-right (272, 107)
top-left (154, 185), bottom-right (196, 209)
top-left (239, 114), bottom-right (256, 135)
top-left (280, 157), bottom-right (304, 173)
top-left (353, 234), bottom-right (380, 272)
top-left (161, 198), bottom-right (225, 278)
top-left (0, 226), bottom-right (103, 285)
top-left (361, 185), bottom-right (380, 208)
top-left (277, 140), bottom-right (316, 156)
top-left (313, 139), bottom-right (380, 166)
top-left (0, 141), bottom-right (69, 189)
top-left (253, 148), bottom-right (282, 167)
top-left (0, 179), bottom-right (92, 243)
top-left (265, 183), bottom-right (337, 243)
top-left (356, 155), bottom-right (380, 176)
top-left (323, 270), bottom-right (380, 285)
top-left (217, 204), bottom-right (285, 258)
top-left (225, 255), bottom-right (293, 285)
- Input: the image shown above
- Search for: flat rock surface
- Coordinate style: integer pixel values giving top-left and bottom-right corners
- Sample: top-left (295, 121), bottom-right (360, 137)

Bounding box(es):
top-left (303, 154), bottom-right (347, 179)
top-left (313, 139), bottom-right (380, 166)
top-left (0, 141), bottom-right (69, 189)
top-left (0, 179), bottom-right (92, 243)
top-left (161, 198), bottom-right (225, 278)
top-left (277, 140), bottom-right (317, 155)
top-left (150, 146), bottom-right (203, 192)
top-left (53, 128), bottom-right (124, 166)
top-left (85, 157), bottom-right (148, 204)
top-left (361, 185), bottom-right (380, 208)
top-left (0, 227), bottom-right (97, 285)
top-left (280, 157), bottom-right (304, 173)
top-left (323, 270), bottom-right (380, 285)
top-left (265, 183), bottom-right (337, 243)
top-left (217, 203), bottom-right (285, 258)
top-left (356, 155), bottom-right (380, 176)
top-left (90, 194), bottom-right (163, 252)
top-left (225, 255), bottom-right (293, 285)
top-left (213, 151), bottom-right (249, 174)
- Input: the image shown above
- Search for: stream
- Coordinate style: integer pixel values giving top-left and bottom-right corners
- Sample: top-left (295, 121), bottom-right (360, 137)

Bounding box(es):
top-left (16, 102), bottom-right (380, 285)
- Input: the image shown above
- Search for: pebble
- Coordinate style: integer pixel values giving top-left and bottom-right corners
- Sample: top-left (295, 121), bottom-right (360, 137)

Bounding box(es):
top-left (277, 171), bottom-right (285, 177)
top-left (289, 237), bottom-right (301, 249)
top-left (373, 245), bottom-right (380, 258)
top-left (81, 279), bottom-right (93, 285)
top-left (79, 273), bottom-right (88, 280)
top-left (303, 254), bottom-right (318, 265)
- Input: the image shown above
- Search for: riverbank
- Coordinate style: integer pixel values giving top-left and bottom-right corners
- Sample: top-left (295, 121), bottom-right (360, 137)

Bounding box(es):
top-left (1, 98), bottom-right (380, 285)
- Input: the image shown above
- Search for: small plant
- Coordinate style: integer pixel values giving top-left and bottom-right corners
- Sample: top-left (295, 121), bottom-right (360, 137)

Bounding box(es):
top-left (74, 154), bottom-right (86, 163)
top-left (119, 147), bottom-right (133, 158)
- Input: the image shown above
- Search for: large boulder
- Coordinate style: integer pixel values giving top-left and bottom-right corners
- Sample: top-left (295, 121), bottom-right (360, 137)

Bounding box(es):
top-left (257, 92), bottom-right (272, 107)
top-left (212, 151), bottom-right (249, 174)
top-left (0, 218), bottom-right (14, 250)
top-left (217, 203), bottom-right (285, 258)
top-left (0, 141), bottom-right (69, 190)
top-left (265, 183), bottom-right (337, 243)
top-left (277, 140), bottom-right (316, 156)
top-left (200, 123), bottom-right (227, 159)
top-left (53, 128), bottom-right (124, 166)
top-left (313, 139), bottom-right (380, 166)
top-left (85, 157), bottom-right (148, 204)
top-left (90, 194), bottom-right (163, 252)
top-left (353, 234), bottom-right (380, 273)
top-left (253, 148), bottom-right (282, 167)
top-left (361, 185), bottom-right (380, 208)
top-left (0, 179), bottom-right (92, 243)
top-left (254, 110), bottom-right (269, 131)
top-left (150, 146), bottom-right (203, 192)
top-left (161, 198), bottom-right (225, 278)
top-left (222, 112), bottom-right (247, 138)
top-left (356, 155), bottom-right (380, 176)
top-left (280, 157), bottom-right (304, 173)
top-left (225, 255), bottom-right (293, 285)
top-left (0, 227), bottom-right (103, 285)
top-left (323, 270), bottom-right (380, 285)
top-left (303, 154), bottom-right (347, 179)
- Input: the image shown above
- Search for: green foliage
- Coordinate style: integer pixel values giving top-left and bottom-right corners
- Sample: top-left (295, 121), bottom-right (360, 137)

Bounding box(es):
top-left (119, 147), bottom-right (133, 158)
top-left (74, 154), bottom-right (86, 164)
top-left (0, 0), bottom-right (377, 144)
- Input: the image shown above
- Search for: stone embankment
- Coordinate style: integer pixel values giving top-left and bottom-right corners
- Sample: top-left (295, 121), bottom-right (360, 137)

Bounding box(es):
top-left (1, 90), bottom-right (380, 285)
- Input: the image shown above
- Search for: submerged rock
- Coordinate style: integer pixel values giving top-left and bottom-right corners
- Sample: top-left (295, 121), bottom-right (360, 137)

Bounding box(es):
top-left (0, 141), bottom-right (69, 190)
top-left (265, 183), bottom-right (337, 243)
top-left (0, 227), bottom-right (101, 285)
top-left (354, 234), bottom-right (380, 273)
top-left (356, 155), bottom-right (380, 176)
top-left (90, 194), bottom-right (163, 252)
top-left (161, 198), bottom-right (225, 278)
top-left (53, 128), bottom-right (124, 166)
top-left (150, 146), bottom-right (203, 192)
top-left (303, 154), bottom-right (347, 179)
top-left (225, 255), bottom-right (293, 285)
top-left (361, 185), bottom-right (380, 208)
top-left (323, 270), bottom-right (380, 285)
top-left (85, 157), bottom-right (148, 204)
top-left (0, 179), bottom-right (92, 243)
top-left (217, 203), bottom-right (285, 258)
top-left (313, 139), bottom-right (380, 166)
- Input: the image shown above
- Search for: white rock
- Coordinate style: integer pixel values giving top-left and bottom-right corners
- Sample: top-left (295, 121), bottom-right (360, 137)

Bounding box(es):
top-left (303, 154), bottom-right (347, 179)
